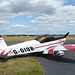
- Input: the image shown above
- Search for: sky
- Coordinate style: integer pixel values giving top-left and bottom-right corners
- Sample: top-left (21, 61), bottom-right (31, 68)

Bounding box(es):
top-left (0, 0), bottom-right (75, 35)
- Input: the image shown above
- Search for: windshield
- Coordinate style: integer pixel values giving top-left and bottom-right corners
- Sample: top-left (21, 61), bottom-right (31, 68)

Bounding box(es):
top-left (35, 34), bottom-right (55, 43)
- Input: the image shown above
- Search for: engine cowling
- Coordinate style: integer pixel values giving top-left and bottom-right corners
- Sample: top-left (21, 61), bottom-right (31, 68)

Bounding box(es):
top-left (54, 50), bottom-right (64, 57)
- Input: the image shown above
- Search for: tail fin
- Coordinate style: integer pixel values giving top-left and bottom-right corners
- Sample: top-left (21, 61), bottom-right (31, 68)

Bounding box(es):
top-left (64, 32), bottom-right (69, 38)
top-left (0, 35), bottom-right (7, 49)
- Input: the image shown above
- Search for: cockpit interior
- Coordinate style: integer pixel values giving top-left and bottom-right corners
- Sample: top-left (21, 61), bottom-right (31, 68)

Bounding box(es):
top-left (35, 34), bottom-right (55, 43)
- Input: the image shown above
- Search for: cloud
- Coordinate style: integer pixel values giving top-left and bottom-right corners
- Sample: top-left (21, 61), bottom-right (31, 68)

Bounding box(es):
top-left (30, 4), bottom-right (75, 34)
top-left (0, 0), bottom-right (75, 35)
top-left (5, 24), bottom-right (36, 35)
top-left (13, 24), bottom-right (25, 27)
top-left (0, 0), bottom-right (64, 19)
top-left (69, 20), bottom-right (75, 23)
top-left (0, 20), bottom-right (10, 27)
top-left (62, 5), bottom-right (75, 13)
top-left (69, 20), bottom-right (75, 26)
top-left (30, 14), bottom-right (67, 27)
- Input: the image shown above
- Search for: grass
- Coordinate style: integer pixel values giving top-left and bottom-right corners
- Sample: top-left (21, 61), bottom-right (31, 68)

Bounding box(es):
top-left (3, 36), bottom-right (37, 42)
top-left (66, 35), bottom-right (75, 40)
top-left (0, 57), bottom-right (44, 75)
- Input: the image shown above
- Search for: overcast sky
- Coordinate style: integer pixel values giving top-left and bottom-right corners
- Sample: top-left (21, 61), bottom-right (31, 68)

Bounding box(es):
top-left (0, 0), bottom-right (75, 35)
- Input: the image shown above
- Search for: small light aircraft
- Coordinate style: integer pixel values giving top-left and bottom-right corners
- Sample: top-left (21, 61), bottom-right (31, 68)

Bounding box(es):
top-left (0, 32), bottom-right (75, 59)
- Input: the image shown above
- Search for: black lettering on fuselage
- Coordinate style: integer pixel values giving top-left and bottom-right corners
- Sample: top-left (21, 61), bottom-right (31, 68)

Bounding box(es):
top-left (13, 47), bottom-right (34, 54)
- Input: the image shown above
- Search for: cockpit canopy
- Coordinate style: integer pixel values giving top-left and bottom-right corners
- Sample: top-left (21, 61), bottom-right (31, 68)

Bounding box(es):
top-left (35, 34), bottom-right (55, 43)
top-left (35, 33), bottom-right (68, 43)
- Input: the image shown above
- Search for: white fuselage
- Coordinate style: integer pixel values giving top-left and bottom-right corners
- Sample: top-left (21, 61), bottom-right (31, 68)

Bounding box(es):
top-left (4, 38), bottom-right (66, 57)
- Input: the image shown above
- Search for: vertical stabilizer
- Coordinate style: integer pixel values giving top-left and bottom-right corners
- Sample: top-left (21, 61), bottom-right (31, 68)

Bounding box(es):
top-left (0, 36), bottom-right (7, 49)
top-left (64, 32), bottom-right (69, 38)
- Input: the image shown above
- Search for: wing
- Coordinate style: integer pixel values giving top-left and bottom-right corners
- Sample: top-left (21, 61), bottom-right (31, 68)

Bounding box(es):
top-left (43, 44), bottom-right (75, 56)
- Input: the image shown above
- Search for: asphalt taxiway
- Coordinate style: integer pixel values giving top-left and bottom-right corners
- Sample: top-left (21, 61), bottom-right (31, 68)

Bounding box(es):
top-left (6, 40), bottom-right (75, 75)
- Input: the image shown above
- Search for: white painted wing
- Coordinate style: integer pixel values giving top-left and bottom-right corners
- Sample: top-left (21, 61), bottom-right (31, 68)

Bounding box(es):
top-left (43, 44), bottom-right (75, 54)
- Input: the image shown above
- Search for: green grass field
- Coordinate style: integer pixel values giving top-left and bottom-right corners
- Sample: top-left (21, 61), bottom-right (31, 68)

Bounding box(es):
top-left (0, 57), bottom-right (44, 75)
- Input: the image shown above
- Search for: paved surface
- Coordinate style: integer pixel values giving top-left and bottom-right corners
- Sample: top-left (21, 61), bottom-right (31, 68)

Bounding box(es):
top-left (6, 40), bottom-right (75, 75)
